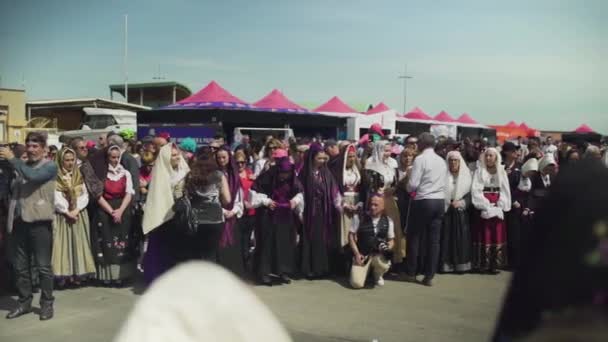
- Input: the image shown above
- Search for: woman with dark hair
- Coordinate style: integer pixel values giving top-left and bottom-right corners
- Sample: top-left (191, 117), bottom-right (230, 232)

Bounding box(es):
top-left (299, 143), bottom-right (342, 278)
top-left (566, 148), bottom-right (581, 164)
top-left (251, 156), bottom-right (304, 285)
top-left (215, 146), bottom-right (245, 277)
top-left (91, 145), bottom-right (135, 286)
top-left (395, 147), bottom-right (416, 267)
top-left (185, 152), bottom-right (231, 261)
top-left (493, 159), bottom-right (608, 341)
top-left (502, 142), bottom-right (524, 269)
top-left (234, 150), bottom-right (256, 274)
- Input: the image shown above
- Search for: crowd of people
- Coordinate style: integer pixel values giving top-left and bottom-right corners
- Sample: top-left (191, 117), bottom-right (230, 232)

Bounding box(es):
top-left (1, 124), bottom-right (607, 321)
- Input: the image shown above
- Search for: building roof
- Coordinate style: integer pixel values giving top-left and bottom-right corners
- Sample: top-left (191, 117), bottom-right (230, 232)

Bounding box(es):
top-left (0, 88), bottom-right (25, 92)
top-left (27, 98), bottom-right (150, 110)
top-left (109, 81), bottom-right (192, 96)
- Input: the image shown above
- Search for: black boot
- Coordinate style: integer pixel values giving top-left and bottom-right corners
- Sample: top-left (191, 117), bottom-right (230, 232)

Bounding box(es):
top-left (260, 275), bottom-right (272, 286)
top-left (279, 274), bottom-right (292, 284)
top-left (6, 302), bottom-right (32, 319)
top-left (39, 301), bottom-right (54, 321)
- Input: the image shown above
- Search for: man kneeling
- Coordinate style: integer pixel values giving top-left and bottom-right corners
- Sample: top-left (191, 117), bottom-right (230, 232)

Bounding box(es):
top-left (349, 195), bottom-right (394, 289)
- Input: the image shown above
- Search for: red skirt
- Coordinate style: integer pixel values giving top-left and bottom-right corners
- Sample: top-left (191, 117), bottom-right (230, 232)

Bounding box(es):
top-left (473, 192), bottom-right (507, 270)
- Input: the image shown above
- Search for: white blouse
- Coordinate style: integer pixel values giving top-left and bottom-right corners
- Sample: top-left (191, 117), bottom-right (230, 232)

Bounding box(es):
top-left (55, 186), bottom-right (89, 214)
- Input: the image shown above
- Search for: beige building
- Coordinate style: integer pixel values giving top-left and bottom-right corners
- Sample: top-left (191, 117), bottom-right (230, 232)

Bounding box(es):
top-left (0, 88), bottom-right (27, 143)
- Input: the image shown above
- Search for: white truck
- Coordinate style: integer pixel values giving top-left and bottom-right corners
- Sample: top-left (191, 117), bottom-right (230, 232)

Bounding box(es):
top-left (60, 107), bottom-right (137, 142)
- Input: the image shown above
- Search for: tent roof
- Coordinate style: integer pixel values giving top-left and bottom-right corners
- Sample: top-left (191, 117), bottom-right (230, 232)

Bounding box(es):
top-left (253, 89), bottom-right (308, 113)
top-left (574, 124), bottom-right (594, 133)
top-left (365, 102), bottom-right (391, 114)
top-left (163, 80), bottom-right (254, 110)
top-left (403, 107), bottom-right (433, 120)
top-left (505, 121), bottom-right (519, 128)
top-left (434, 110), bottom-right (456, 123)
top-left (313, 96), bottom-right (357, 113)
top-left (456, 113), bottom-right (478, 124)
top-left (519, 122), bottom-right (531, 130)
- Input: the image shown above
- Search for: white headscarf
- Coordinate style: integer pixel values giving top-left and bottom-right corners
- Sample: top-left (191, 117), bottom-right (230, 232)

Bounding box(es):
top-left (142, 144), bottom-right (190, 235)
top-left (471, 147), bottom-right (512, 215)
top-left (342, 144), bottom-right (360, 188)
top-left (444, 151), bottom-right (472, 210)
top-left (538, 153), bottom-right (557, 172)
top-left (518, 158), bottom-right (539, 192)
top-left (114, 262), bottom-right (292, 342)
top-left (365, 141), bottom-right (395, 187)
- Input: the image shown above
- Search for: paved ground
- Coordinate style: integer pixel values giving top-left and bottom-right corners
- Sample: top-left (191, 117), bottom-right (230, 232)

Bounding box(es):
top-left (0, 272), bottom-right (510, 342)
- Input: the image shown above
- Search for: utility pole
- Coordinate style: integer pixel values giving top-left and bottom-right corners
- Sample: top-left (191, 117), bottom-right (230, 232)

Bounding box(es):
top-left (398, 64), bottom-right (413, 113)
top-left (153, 64), bottom-right (165, 80)
top-left (124, 14), bottom-right (128, 102)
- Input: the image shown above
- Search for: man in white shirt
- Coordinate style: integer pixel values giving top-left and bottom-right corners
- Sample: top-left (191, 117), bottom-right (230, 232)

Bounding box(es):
top-left (543, 136), bottom-right (558, 158)
top-left (348, 195), bottom-right (394, 289)
top-left (404, 133), bottom-right (447, 286)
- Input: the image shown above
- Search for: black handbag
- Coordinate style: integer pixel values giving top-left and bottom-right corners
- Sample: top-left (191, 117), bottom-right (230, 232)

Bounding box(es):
top-left (173, 191), bottom-right (198, 236)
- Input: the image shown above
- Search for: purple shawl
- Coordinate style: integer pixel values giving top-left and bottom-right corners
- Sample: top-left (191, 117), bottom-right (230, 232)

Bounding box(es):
top-left (298, 143), bottom-right (340, 245)
top-left (218, 145), bottom-right (242, 248)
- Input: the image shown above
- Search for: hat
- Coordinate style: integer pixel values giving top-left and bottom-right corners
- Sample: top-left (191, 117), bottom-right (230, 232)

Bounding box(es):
top-left (503, 141), bottom-right (520, 153)
top-left (369, 123), bottom-right (384, 137)
top-left (86, 140), bottom-right (97, 149)
top-left (156, 132), bottom-right (171, 140)
top-left (142, 135), bottom-right (154, 144)
top-left (522, 158), bottom-right (539, 174)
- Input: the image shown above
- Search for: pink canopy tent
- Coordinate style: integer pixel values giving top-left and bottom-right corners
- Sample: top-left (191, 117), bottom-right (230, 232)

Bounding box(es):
top-left (519, 122), bottom-right (530, 130)
top-left (434, 110), bottom-right (456, 123)
top-left (165, 80), bottom-right (254, 109)
top-left (401, 107), bottom-right (434, 121)
top-left (574, 124), bottom-right (594, 133)
top-left (505, 121), bottom-right (519, 128)
top-left (313, 96), bottom-right (358, 114)
top-left (253, 89), bottom-right (309, 113)
top-left (456, 113), bottom-right (478, 125)
top-left (364, 102), bottom-right (391, 115)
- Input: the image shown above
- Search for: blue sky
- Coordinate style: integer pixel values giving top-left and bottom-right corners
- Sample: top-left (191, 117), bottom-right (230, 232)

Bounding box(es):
top-left (1, 0), bottom-right (606, 132)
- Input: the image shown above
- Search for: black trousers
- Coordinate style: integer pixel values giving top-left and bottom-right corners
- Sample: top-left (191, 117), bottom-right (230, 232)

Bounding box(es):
top-left (11, 219), bottom-right (54, 305)
top-left (406, 199), bottom-right (444, 279)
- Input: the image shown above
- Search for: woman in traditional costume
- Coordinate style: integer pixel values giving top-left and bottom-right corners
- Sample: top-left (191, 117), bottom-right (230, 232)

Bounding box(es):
top-left (141, 144), bottom-right (189, 285)
top-left (92, 145), bottom-right (136, 286)
top-left (52, 148), bottom-right (96, 286)
top-left (440, 151), bottom-right (473, 273)
top-left (364, 141), bottom-right (404, 265)
top-left (471, 148), bottom-right (511, 273)
top-left (250, 156), bottom-right (304, 285)
top-left (215, 146), bottom-right (245, 277)
top-left (299, 143), bottom-right (341, 278)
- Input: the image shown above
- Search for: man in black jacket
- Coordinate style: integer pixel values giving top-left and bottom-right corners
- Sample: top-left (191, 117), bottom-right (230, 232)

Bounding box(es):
top-left (348, 195), bottom-right (394, 289)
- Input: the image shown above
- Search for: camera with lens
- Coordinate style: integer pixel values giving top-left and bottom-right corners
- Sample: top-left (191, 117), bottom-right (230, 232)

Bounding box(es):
top-left (364, 169), bottom-right (385, 194)
top-left (373, 237), bottom-right (391, 258)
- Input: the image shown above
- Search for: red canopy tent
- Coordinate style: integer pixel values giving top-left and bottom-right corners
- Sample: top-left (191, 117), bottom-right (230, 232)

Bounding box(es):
top-left (505, 121), bottom-right (519, 128)
top-left (313, 96), bottom-right (358, 115)
top-left (574, 124), bottom-right (594, 133)
top-left (519, 122), bottom-right (530, 130)
top-left (253, 89), bottom-right (309, 113)
top-left (364, 102), bottom-right (391, 115)
top-left (434, 110), bottom-right (456, 123)
top-left (165, 80), bottom-right (254, 109)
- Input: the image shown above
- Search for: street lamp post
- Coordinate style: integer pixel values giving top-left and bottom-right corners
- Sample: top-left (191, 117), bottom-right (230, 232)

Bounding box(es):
top-left (398, 65), bottom-right (413, 113)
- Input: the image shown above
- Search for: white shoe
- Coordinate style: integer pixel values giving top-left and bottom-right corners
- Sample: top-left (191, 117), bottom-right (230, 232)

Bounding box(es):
top-left (376, 276), bottom-right (385, 286)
